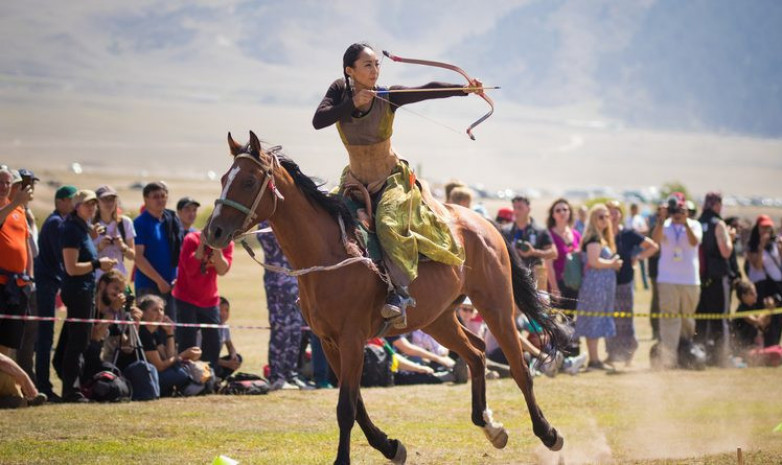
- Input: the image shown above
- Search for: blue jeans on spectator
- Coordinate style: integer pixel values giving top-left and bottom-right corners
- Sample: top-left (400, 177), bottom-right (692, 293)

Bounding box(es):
top-left (136, 287), bottom-right (177, 322)
top-left (157, 361), bottom-right (191, 397)
top-left (175, 298), bottom-right (220, 371)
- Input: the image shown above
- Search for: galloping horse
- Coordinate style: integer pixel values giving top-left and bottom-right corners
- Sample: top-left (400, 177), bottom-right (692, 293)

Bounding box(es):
top-left (204, 131), bottom-right (568, 465)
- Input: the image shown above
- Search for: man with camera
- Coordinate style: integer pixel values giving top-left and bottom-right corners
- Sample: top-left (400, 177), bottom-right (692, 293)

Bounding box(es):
top-left (0, 166), bottom-right (35, 358)
top-left (501, 196), bottom-right (557, 290)
top-left (85, 270), bottom-right (142, 376)
top-left (652, 192), bottom-right (703, 369)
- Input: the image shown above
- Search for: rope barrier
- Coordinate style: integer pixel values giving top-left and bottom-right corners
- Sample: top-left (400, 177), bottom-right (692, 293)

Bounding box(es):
top-left (0, 313), bottom-right (311, 331)
top-left (2, 306), bottom-right (780, 330)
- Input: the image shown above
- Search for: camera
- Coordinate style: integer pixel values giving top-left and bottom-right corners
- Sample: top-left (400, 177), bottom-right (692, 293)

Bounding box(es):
top-left (515, 239), bottom-right (531, 252)
top-left (666, 197), bottom-right (681, 215)
top-left (123, 289), bottom-right (135, 314)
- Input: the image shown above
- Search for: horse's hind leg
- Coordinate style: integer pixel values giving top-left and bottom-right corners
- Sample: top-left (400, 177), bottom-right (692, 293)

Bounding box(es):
top-left (479, 307), bottom-right (563, 451)
top-left (321, 339), bottom-right (406, 464)
top-left (424, 310), bottom-right (508, 449)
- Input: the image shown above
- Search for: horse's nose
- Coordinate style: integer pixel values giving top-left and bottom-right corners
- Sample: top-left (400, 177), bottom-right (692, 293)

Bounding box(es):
top-left (213, 226), bottom-right (224, 240)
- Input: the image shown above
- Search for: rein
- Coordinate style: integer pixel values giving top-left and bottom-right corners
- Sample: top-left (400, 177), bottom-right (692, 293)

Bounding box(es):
top-left (214, 151), bottom-right (375, 278)
top-left (238, 217), bottom-right (374, 278)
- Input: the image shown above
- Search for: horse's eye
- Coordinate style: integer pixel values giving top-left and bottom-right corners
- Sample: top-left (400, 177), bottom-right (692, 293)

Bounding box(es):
top-left (242, 178), bottom-right (256, 189)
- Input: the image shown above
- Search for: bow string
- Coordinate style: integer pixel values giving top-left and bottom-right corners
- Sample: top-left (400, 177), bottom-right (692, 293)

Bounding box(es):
top-left (383, 50), bottom-right (494, 141)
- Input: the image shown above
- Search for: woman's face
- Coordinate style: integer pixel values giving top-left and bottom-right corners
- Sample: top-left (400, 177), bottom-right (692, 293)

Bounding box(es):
top-left (142, 302), bottom-right (165, 325)
top-left (594, 209), bottom-right (609, 232)
top-left (553, 202), bottom-right (571, 225)
top-left (608, 206), bottom-right (622, 225)
top-left (76, 200), bottom-right (98, 222)
top-left (346, 48), bottom-right (380, 89)
top-left (98, 195), bottom-right (117, 216)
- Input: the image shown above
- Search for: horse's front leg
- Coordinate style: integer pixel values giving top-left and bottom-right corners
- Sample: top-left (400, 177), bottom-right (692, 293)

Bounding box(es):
top-left (333, 337), bottom-right (365, 465)
top-left (356, 394), bottom-right (407, 464)
top-left (323, 339), bottom-right (407, 464)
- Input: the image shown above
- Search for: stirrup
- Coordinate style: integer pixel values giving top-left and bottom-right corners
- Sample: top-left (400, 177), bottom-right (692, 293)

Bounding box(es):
top-left (381, 291), bottom-right (414, 319)
top-left (390, 310), bottom-right (408, 329)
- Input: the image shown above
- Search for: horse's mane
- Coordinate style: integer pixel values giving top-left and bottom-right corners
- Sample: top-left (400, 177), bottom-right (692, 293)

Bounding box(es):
top-left (275, 153), bottom-right (356, 235)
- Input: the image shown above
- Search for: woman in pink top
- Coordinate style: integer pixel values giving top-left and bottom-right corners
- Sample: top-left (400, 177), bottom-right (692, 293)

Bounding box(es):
top-left (546, 198), bottom-right (582, 310)
top-left (172, 230), bottom-right (233, 371)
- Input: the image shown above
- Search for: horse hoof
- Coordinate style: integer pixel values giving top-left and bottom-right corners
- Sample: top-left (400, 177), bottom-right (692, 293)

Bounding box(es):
top-left (483, 425), bottom-right (509, 449)
top-left (548, 432), bottom-right (564, 451)
top-left (391, 441), bottom-right (407, 464)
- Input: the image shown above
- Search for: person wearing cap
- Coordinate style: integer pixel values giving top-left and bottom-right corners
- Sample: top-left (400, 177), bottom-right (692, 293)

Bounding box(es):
top-left (694, 192), bottom-right (735, 366)
top-left (746, 214), bottom-right (782, 348)
top-left (58, 189), bottom-right (116, 402)
top-left (133, 182), bottom-right (184, 322)
top-left (93, 185), bottom-right (136, 281)
top-left (0, 167), bottom-right (35, 358)
top-left (494, 207), bottom-right (513, 226)
top-left (651, 192), bottom-right (703, 369)
top-left (32, 185), bottom-right (77, 400)
top-left (176, 197), bottom-right (201, 233)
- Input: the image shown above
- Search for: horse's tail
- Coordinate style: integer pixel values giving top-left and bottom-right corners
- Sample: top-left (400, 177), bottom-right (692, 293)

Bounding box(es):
top-left (504, 237), bottom-right (573, 357)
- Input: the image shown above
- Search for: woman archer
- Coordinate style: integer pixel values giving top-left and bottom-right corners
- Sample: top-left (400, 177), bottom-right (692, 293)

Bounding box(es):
top-left (312, 43), bottom-right (485, 328)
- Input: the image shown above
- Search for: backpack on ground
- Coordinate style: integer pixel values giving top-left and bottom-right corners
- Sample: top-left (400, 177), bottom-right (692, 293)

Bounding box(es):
top-left (361, 344), bottom-right (394, 388)
top-left (115, 319), bottom-right (160, 401)
top-left (83, 364), bottom-right (131, 402)
top-left (220, 372), bottom-right (270, 395)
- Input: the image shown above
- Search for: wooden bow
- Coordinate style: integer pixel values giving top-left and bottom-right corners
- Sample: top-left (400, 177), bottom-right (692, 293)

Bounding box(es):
top-left (383, 50), bottom-right (494, 140)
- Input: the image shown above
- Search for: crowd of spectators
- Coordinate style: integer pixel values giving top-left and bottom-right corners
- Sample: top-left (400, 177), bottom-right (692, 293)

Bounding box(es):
top-left (1, 163), bottom-right (780, 408)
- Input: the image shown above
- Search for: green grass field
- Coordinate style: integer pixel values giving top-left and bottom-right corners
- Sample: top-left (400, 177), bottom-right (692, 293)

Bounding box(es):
top-left (3, 244), bottom-right (781, 464)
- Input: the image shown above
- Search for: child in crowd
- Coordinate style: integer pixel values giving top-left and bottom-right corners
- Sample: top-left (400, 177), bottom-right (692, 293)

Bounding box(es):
top-left (731, 281), bottom-right (782, 367)
top-left (215, 296), bottom-right (243, 380)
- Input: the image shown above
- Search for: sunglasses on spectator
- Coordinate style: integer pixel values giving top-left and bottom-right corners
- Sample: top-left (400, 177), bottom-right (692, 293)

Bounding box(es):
top-left (554, 208), bottom-right (570, 213)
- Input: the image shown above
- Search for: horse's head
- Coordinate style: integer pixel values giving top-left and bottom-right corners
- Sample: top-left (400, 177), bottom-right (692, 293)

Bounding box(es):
top-left (204, 131), bottom-right (284, 249)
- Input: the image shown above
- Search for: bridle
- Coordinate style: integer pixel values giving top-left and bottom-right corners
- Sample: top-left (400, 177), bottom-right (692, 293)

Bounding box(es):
top-left (213, 152), bottom-right (284, 231)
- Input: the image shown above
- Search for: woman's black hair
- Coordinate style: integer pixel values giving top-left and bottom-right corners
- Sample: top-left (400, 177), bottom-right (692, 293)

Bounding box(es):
top-left (342, 42), bottom-right (373, 100)
top-left (748, 222), bottom-right (774, 253)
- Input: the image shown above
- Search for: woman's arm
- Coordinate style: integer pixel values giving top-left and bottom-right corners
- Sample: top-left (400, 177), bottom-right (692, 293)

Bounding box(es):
top-left (392, 337), bottom-right (454, 368)
top-left (389, 82), bottom-right (469, 107)
top-left (312, 79), bottom-right (355, 129)
top-left (62, 248), bottom-right (113, 276)
top-left (586, 242), bottom-right (621, 270)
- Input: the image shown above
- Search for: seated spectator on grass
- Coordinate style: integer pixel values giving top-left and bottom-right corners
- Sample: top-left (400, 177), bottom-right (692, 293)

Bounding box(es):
top-left (0, 352), bottom-right (46, 409)
top-left (484, 313), bottom-right (586, 378)
top-left (137, 295), bottom-right (203, 397)
top-left (382, 336), bottom-right (456, 385)
top-left (82, 270), bottom-right (142, 378)
top-left (215, 296), bottom-right (242, 380)
top-left (745, 215), bottom-right (782, 347)
top-left (731, 281), bottom-right (782, 367)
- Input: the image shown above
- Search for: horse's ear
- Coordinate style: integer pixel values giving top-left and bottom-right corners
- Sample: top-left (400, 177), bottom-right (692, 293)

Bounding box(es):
top-left (227, 132), bottom-right (243, 156)
top-left (249, 131), bottom-right (262, 157)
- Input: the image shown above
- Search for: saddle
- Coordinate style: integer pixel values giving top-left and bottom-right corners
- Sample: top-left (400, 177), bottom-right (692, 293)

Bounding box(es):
top-left (339, 180), bottom-right (384, 263)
